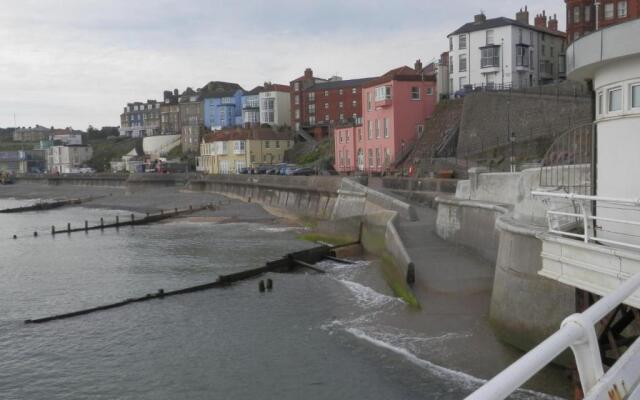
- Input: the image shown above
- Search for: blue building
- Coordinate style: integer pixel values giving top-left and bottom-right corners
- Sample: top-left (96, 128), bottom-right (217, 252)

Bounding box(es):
top-left (201, 81), bottom-right (245, 130)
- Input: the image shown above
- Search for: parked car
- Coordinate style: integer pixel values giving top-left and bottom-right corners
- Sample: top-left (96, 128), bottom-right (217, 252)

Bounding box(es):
top-left (291, 167), bottom-right (315, 176)
top-left (239, 167), bottom-right (250, 174)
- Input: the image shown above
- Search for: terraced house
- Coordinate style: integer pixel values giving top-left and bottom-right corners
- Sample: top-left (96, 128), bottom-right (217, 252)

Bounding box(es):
top-left (119, 100), bottom-right (161, 138)
top-left (447, 8), bottom-right (566, 95)
top-left (198, 128), bottom-right (293, 174)
top-left (201, 81), bottom-right (245, 131)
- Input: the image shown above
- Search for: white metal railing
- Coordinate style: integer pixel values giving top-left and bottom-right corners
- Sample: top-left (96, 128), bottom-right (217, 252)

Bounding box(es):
top-left (532, 191), bottom-right (640, 252)
top-left (465, 191), bottom-right (640, 399)
top-left (466, 271), bottom-right (640, 399)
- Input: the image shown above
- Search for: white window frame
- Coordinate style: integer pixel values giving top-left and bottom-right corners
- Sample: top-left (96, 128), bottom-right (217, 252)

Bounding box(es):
top-left (459, 54), bottom-right (467, 72)
top-left (604, 2), bottom-right (614, 20)
top-left (459, 34), bottom-right (467, 50)
top-left (608, 87), bottom-right (623, 112)
top-left (618, 1), bottom-right (628, 18)
top-left (630, 84), bottom-right (640, 110)
top-left (486, 30), bottom-right (495, 45)
top-left (411, 87), bottom-right (421, 100)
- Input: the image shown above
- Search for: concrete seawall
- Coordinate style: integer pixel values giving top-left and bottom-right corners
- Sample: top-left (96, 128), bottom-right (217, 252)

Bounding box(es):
top-left (435, 167), bottom-right (586, 353)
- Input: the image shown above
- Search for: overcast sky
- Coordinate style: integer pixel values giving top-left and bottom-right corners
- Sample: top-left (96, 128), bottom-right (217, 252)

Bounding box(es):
top-left (0, 0), bottom-right (565, 130)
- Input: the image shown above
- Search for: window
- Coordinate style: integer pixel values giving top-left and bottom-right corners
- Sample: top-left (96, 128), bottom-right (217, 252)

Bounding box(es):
top-left (308, 104), bottom-right (315, 114)
top-left (346, 131), bottom-right (350, 143)
top-left (631, 85), bottom-right (640, 108)
top-left (367, 120), bottom-right (372, 139)
top-left (368, 149), bottom-right (373, 167)
top-left (339, 89), bottom-right (343, 95)
top-left (416, 124), bottom-right (424, 135)
top-left (324, 114), bottom-right (329, 121)
top-left (383, 118), bottom-right (389, 138)
top-left (486, 30), bottom-right (495, 45)
top-left (608, 87), bottom-right (622, 111)
top-left (459, 34), bottom-right (467, 50)
top-left (276, 140), bottom-right (280, 148)
top-left (481, 47), bottom-right (500, 68)
top-left (265, 140), bottom-right (270, 149)
top-left (516, 45), bottom-right (529, 66)
top-left (352, 100), bottom-right (357, 107)
top-left (339, 101), bottom-right (344, 108)
top-left (339, 113), bottom-right (344, 121)
top-left (618, 1), bottom-right (628, 18)
top-left (295, 109), bottom-right (300, 119)
top-left (411, 87), bottom-right (420, 100)
top-left (309, 92), bottom-right (316, 101)
top-left (449, 37), bottom-right (453, 51)
top-left (375, 148), bottom-right (381, 167)
top-left (573, 6), bottom-right (581, 23)
top-left (374, 119), bottom-right (380, 138)
top-left (584, 5), bottom-right (591, 22)
top-left (324, 103), bottom-right (329, 109)
top-left (427, 88), bottom-right (433, 95)
top-left (309, 115), bottom-right (316, 125)
top-left (459, 54), bottom-right (467, 72)
top-left (352, 88), bottom-right (357, 94)
top-left (294, 82), bottom-right (300, 91)
top-left (295, 95), bottom-right (299, 105)
top-left (324, 91), bottom-right (329, 97)
top-left (374, 86), bottom-right (392, 101)
top-left (541, 44), bottom-right (546, 56)
top-left (604, 3), bottom-right (614, 19)
top-left (367, 93), bottom-right (372, 111)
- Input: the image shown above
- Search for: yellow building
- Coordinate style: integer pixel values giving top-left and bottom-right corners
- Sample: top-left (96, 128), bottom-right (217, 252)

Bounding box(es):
top-left (198, 128), bottom-right (294, 174)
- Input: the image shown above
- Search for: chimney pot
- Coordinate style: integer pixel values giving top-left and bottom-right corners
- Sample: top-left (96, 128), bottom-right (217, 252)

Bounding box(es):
top-left (474, 13), bottom-right (487, 23)
top-left (414, 59), bottom-right (423, 72)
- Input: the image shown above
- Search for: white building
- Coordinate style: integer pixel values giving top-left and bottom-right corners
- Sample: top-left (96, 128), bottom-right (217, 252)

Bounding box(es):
top-left (259, 84), bottom-right (291, 127)
top-left (47, 145), bottom-right (93, 174)
top-left (447, 8), bottom-right (566, 95)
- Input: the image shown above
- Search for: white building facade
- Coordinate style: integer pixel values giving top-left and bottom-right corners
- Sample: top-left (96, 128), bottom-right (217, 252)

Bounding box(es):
top-left (259, 87), bottom-right (291, 127)
top-left (447, 11), bottom-right (566, 95)
top-left (47, 145), bottom-right (93, 174)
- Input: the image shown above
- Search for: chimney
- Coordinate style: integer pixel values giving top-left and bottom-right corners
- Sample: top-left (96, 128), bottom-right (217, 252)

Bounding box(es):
top-left (516, 6), bottom-right (529, 25)
top-left (534, 10), bottom-right (547, 28)
top-left (304, 68), bottom-right (313, 79)
top-left (474, 12), bottom-right (487, 23)
top-left (414, 59), bottom-right (423, 72)
top-left (548, 13), bottom-right (558, 31)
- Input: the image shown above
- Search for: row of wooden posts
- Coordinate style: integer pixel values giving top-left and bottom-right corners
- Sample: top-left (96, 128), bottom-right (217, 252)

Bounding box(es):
top-left (8, 204), bottom-right (214, 239)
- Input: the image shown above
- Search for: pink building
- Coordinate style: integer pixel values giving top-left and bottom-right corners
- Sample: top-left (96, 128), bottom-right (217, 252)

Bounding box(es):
top-left (356, 62), bottom-right (437, 173)
top-left (334, 124), bottom-right (362, 173)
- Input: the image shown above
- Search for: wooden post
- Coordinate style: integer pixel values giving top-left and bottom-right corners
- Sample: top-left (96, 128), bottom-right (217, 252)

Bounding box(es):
top-left (174, 208), bottom-right (178, 215)
top-left (67, 223), bottom-right (71, 233)
top-left (115, 216), bottom-right (119, 227)
top-left (85, 221), bottom-right (88, 232)
top-left (160, 209), bottom-right (164, 215)
top-left (51, 226), bottom-right (55, 235)
top-left (131, 214), bottom-right (135, 223)
top-left (100, 217), bottom-right (104, 230)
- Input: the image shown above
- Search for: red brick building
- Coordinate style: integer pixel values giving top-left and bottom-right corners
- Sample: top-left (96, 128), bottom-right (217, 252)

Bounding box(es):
top-left (565, 0), bottom-right (640, 43)
top-left (290, 68), bottom-right (373, 140)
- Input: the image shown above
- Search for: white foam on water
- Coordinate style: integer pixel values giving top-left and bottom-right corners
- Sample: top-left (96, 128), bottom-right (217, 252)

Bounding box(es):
top-left (344, 327), bottom-right (564, 400)
top-left (249, 226), bottom-right (304, 233)
top-left (338, 279), bottom-right (403, 308)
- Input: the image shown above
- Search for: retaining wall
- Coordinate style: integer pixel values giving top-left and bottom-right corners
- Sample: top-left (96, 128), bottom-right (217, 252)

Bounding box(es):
top-left (435, 166), bottom-right (580, 354)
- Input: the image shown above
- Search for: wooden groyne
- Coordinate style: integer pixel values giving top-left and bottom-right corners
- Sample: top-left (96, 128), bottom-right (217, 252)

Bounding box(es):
top-left (49, 204), bottom-right (214, 236)
top-left (24, 244), bottom-right (359, 324)
top-left (0, 198), bottom-right (87, 213)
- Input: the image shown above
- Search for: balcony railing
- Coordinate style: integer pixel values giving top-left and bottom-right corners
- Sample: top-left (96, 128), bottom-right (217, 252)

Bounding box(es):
top-left (532, 191), bottom-right (640, 252)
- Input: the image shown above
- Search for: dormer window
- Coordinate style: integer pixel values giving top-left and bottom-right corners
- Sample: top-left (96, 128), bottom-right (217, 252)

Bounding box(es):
top-left (374, 86), bottom-right (391, 101)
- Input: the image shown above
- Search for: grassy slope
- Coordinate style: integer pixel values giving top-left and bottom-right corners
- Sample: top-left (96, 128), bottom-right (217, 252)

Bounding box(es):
top-left (85, 137), bottom-right (141, 172)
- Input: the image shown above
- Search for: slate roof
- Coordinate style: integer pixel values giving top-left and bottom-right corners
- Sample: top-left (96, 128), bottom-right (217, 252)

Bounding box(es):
top-left (448, 16), bottom-right (565, 38)
top-left (199, 81), bottom-right (245, 99)
top-left (203, 127), bottom-right (293, 143)
top-left (363, 66), bottom-right (436, 88)
top-left (309, 77), bottom-right (374, 91)
top-left (245, 86), bottom-right (264, 96)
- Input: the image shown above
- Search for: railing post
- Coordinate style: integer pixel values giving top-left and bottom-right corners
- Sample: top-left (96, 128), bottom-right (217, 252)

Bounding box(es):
top-left (561, 314), bottom-right (605, 393)
top-left (582, 201), bottom-right (590, 244)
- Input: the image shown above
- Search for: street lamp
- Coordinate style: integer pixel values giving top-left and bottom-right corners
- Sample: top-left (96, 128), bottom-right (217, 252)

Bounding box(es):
top-left (510, 131), bottom-right (517, 173)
